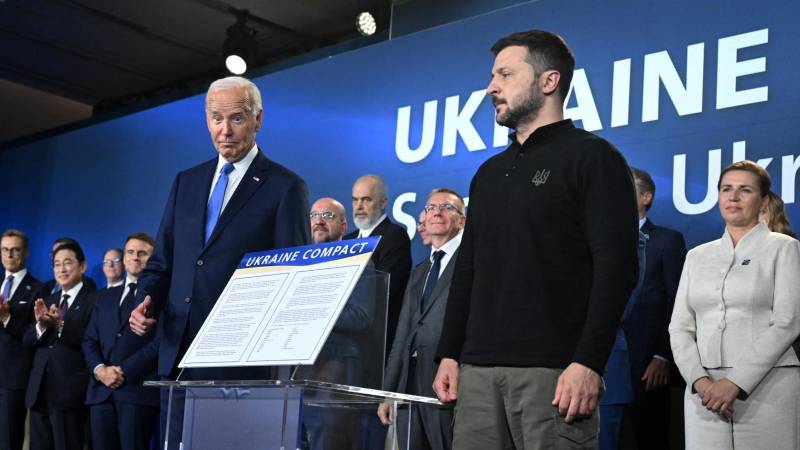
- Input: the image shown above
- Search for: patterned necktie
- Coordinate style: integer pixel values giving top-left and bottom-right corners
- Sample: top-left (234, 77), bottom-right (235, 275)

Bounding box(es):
top-left (119, 282), bottom-right (137, 323)
top-left (205, 163), bottom-right (235, 243)
top-left (420, 250), bottom-right (445, 312)
top-left (1, 275), bottom-right (12, 303)
top-left (59, 294), bottom-right (70, 319)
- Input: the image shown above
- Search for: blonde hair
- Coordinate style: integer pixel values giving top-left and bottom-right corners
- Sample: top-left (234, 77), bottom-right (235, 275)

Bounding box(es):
top-left (764, 191), bottom-right (796, 238)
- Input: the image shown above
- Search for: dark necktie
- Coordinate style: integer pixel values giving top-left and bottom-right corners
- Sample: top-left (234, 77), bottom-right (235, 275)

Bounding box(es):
top-left (1, 275), bottom-right (12, 303)
top-left (420, 250), bottom-right (445, 312)
top-left (59, 294), bottom-right (70, 319)
top-left (205, 163), bottom-right (235, 243)
top-left (119, 282), bottom-right (137, 323)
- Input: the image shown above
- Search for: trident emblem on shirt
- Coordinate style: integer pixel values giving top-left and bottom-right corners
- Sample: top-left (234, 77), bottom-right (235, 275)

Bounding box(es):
top-left (532, 169), bottom-right (550, 186)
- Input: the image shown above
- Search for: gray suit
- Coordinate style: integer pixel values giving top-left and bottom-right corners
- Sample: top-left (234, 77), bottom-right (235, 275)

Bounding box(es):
top-left (384, 250), bottom-right (458, 450)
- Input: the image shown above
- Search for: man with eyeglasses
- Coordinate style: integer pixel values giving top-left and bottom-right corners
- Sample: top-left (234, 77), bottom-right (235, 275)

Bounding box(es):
top-left (378, 188), bottom-right (465, 450)
top-left (24, 241), bottom-right (96, 450)
top-left (310, 197), bottom-right (349, 244)
top-left (0, 229), bottom-right (43, 450)
top-left (102, 248), bottom-right (124, 289)
top-left (84, 232), bottom-right (159, 450)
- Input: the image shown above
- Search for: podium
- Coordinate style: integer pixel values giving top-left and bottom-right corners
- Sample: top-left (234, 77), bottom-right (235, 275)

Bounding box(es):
top-left (147, 269), bottom-right (449, 450)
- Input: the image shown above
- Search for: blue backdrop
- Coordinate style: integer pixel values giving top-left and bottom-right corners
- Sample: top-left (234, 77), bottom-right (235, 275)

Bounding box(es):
top-left (3, 0), bottom-right (799, 284)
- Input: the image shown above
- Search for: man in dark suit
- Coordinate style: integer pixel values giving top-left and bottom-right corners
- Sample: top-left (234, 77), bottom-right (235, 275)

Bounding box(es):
top-left (0, 229), bottom-right (43, 450)
top-left (344, 174), bottom-right (411, 355)
top-left (83, 232), bottom-right (159, 450)
top-left (622, 168), bottom-right (686, 450)
top-left (129, 76), bottom-right (310, 447)
top-left (24, 242), bottom-right (96, 450)
top-left (378, 188), bottom-right (465, 450)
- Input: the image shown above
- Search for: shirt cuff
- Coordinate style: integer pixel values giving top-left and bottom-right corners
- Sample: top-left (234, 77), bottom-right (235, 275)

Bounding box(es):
top-left (35, 323), bottom-right (46, 338)
top-left (94, 364), bottom-right (105, 381)
top-left (653, 354), bottom-right (669, 362)
top-left (1, 315), bottom-right (9, 327)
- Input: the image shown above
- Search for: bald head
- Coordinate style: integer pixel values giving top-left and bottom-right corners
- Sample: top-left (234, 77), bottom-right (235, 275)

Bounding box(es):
top-left (310, 197), bottom-right (348, 243)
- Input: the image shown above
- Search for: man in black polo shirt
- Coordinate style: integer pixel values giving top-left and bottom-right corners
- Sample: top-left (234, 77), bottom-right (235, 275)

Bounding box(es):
top-left (433, 30), bottom-right (639, 449)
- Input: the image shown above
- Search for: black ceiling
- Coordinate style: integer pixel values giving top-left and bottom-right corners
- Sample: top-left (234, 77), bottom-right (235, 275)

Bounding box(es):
top-left (0, 0), bottom-right (390, 143)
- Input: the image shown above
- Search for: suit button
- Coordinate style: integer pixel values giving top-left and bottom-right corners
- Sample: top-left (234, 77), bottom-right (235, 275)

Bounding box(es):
top-left (48, 345), bottom-right (54, 349)
top-left (197, 259), bottom-right (204, 266)
top-left (116, 333), bottom-right (122, 338)
top-left (184, 297), bottom-right (191, 304)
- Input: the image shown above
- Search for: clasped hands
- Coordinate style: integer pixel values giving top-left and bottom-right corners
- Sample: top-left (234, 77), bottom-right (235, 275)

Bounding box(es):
top-left (432, 359), bottom-right (601, 424)
top-left (95, 365), bottom-right (125, 389)
top-left (33, 298), bottom-right (62, 329)
top-left (693, 376), bottom-right (740, 419)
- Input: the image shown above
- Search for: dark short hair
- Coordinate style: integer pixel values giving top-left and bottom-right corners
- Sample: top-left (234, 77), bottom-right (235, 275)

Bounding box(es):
top-left (53, 242), bottom-right (86, 264)
top-left (1, 229), bottom-right (29, 251)
top-left (630, 167), bottom-right (656, 211)
top-left (491, 30), bottom-right (575, 101)
top-left (125, 232), bottom-right (155, 248)
top-left (717, 160), bottom-right (770, 197)
top-left (429, 188), bottom-right (466, 214)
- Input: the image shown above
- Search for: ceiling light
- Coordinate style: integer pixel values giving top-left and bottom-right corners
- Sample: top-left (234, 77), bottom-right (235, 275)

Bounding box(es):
top-left (223, 11), bottom-right (257, 74)
top-left (356, 11), bottom-right (376, 36)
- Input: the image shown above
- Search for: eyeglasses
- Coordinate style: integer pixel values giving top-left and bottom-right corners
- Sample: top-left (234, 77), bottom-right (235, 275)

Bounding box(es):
top-left (1, 247), bottom-right (23, 254)
top-left (54, 259), bottom-right (77, 270)
top-left (423, 203), bottom-right (461, 214)
top-left (309, 211), bottom-right (338, 221)
top-left (103, 258), bottom-right (122, 266)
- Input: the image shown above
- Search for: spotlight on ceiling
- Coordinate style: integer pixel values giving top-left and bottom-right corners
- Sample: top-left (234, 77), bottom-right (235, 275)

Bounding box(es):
top-left (356, 11), bottom-right (377, 36)
top-left (223, 11), bottom-right (257, 75)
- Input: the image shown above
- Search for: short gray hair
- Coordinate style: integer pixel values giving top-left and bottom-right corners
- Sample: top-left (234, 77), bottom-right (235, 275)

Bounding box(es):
top-left (207, 76), bottom-right (263, 115)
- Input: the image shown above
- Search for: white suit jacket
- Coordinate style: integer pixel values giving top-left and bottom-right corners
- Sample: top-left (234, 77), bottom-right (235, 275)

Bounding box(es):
top-left (669, 222), bottom-right (800, 396)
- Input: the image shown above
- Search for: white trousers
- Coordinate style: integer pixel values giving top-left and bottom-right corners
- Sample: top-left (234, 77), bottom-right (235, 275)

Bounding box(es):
top-left (684, 367), bottom-right (800, 450)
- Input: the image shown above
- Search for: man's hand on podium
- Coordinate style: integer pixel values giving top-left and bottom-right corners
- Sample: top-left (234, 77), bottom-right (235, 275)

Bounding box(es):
top-left (129, 296), bottom-right (156, 336)
top-left (432, 358), bottom-right (459, 403)
top-left (377, 401), bottom-right (395, 425)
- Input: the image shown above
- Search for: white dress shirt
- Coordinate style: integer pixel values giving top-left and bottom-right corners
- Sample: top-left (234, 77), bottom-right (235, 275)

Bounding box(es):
top-left (358, 214), bottom-right (387, 238)
top-left (106, 279), bottom-right (124, 289)
top-left (207, 144), bottom-right (259, 214)
top-left (430, 233), bottom-right (461, 278)
top-left (119, 276), bottom-right (137, 306)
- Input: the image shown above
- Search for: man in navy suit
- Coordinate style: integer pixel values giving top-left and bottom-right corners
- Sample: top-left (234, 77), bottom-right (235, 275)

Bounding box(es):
top-left (0, 229), bottom-right (42, 450)
top-left (622, 168), bottom-right (686, 450)
top-left (24, 242), bottom-right (96, 450)
top-left (83, 232), bottom-right (158, 450)
top-left (129, 76), bottom-right (311, 447)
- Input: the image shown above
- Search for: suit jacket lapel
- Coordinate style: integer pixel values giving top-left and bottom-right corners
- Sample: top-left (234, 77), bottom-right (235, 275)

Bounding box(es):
top-left (204, 151), bottom-right (268, 250)
top-left (420, 249), bottom-right (458, 318)
top-left (10, 273), bottom-right (34, 304)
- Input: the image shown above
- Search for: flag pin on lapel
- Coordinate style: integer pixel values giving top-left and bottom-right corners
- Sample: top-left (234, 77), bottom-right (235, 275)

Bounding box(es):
top-left (742, 259), bottom-right (750, 265)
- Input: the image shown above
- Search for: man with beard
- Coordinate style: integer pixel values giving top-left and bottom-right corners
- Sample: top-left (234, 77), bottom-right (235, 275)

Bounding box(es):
top-left (344, 175), bottom-right (411, 355)
top-left (433, 30), bottom-right (639, 449)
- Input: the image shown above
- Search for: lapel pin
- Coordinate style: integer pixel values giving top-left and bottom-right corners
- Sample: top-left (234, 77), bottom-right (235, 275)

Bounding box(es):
top-left (25, 285), bottom-right (31, 290)
top-left (252, 176), bottom-right (260, 182)
top-left (742, 259), bottom-right (750, 265)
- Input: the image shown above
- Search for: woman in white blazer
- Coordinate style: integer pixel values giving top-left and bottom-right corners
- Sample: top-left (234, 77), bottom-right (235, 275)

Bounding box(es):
top-left (669, 160), bottom-right (800, 449)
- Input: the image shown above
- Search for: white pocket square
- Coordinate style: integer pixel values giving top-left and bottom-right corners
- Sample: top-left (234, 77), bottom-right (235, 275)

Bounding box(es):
top-left (18, 301), bottom-right (27, 304)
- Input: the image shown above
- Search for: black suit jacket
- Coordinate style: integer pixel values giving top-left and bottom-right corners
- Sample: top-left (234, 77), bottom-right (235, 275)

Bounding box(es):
top-left (622, 219), bottom-right (686, 374)
top-left (83, 285), bottom-right (159, 407)
top-left (24, 284), bottom-right (96, 409)
top-left (0, 272), bottom-right (42, 390)
top-left (345, 216), bottom-right (411, 354)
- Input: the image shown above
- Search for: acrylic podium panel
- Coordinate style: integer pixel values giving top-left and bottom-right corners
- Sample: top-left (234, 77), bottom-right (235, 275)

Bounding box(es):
top-left (144, 270), bottom-right (451, 449)
top-left (149, 380), bottom-right (444, 450)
